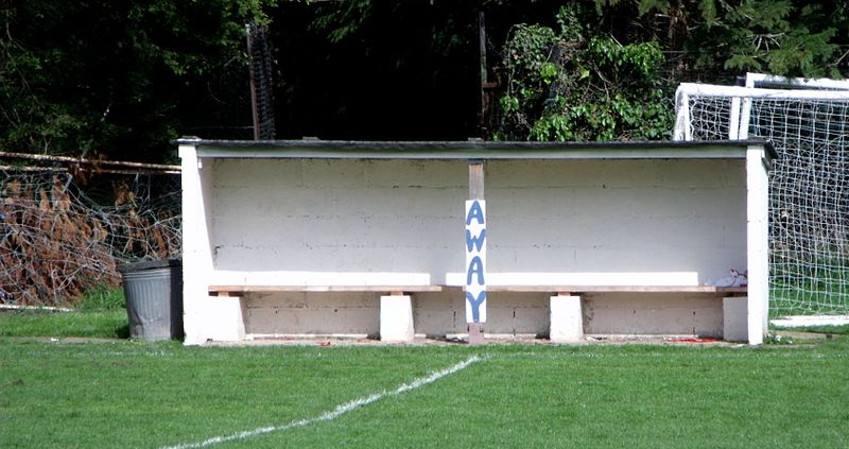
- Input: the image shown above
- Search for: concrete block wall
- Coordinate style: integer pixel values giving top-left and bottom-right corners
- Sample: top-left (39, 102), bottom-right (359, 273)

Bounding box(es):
top-left (210, 158), bottom-right (747, 284)
top-left (244, 292), bottom-right (380, 337)
top-left (243, 291), bottom-right (552, 339)
top-left (179, 142), bottom-right (767, 343)
top-left (486, 159), bottom-right (747, 284)
top-left (211, 159), bottom-right (467, 277)
top-left (583, 293), bottom-right (724, 337)
top-left (242, 290), bottom-right (725, 339)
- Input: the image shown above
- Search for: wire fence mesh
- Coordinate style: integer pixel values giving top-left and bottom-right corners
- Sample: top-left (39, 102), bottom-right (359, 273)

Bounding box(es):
top-left (0, 168), bottom-right (181, 306)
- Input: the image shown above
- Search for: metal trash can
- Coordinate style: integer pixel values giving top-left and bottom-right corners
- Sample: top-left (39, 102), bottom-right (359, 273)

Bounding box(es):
top-left (118, 259), bottom-right (183, 341)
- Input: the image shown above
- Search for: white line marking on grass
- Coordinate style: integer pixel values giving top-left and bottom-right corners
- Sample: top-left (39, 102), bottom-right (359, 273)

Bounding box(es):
top-left (158, 355), bottom-right (484, 449)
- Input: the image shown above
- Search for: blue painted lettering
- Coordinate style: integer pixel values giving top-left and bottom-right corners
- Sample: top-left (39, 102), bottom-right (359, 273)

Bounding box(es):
top-left (465, 201), bottom-right (485, 225)
top-left (465, 291), bottom-right (487, 323)
top-left (466, 256), bottom-right (485, 285)
top-left (465, 229), bottom-right (486, 253)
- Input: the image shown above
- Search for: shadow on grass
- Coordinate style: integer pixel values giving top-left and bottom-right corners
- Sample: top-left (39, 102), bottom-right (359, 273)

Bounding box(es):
top-left (115, 322), bottom-right (131, 339)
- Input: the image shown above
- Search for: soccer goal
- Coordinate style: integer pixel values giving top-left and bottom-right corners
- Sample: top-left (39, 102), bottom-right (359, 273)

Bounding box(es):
top-left (674, 74), bottom-right (849, 318)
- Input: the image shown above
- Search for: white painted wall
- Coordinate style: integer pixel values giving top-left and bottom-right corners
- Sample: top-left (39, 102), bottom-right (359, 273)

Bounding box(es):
top-left (209, 158), bottom-right (746, 285)
top-left (180, 144), bottom-right (764, 343)
top-left (211, 159), bottom-right (467, 278)
top-left (181, 144), bottom-right (247, 345)
top-left (485, 159), bottom-right (747, 284)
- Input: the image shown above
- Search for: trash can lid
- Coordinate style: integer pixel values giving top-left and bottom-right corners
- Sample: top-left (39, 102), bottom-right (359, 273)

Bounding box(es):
top-left (118, 259), bottom-right (182, 273)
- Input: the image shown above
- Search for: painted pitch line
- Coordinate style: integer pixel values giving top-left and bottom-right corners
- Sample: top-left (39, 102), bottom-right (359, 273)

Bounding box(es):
top-left (158, 355), bottom-right (484, 449)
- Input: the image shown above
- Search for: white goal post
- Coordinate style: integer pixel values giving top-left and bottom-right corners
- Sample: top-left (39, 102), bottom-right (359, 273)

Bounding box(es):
top-left (674, 75), bottom-right (849, 318)
top-left (674, 82), bottom-right (849, 141)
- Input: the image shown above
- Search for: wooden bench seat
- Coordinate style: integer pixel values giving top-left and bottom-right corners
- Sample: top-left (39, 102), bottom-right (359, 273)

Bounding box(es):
top-left (207, 282), bottom-right (747, 343)
top-left (209, 285), bottom-right (443, 296)
top-left (208, 284), bottom-right (442, 343)
top-left (210, 284), bottom-right (746, 295)
top-left (481, 285), bottom-right (747, 294)
top-left (444, 272), bottom-right (747, 295)
top-left (442, 283), bottom-right (749, 343)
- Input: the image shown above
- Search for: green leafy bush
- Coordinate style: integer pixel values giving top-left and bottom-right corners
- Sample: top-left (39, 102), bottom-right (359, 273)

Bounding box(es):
top-left (496, 6), bottom-right (673, 142)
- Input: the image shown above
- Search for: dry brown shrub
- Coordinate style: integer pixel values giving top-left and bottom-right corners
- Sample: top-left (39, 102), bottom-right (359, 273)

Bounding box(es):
top-left (0, 171), bottom-right (180, 306)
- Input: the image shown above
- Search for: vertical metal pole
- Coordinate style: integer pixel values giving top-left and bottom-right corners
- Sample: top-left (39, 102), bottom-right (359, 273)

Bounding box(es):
top-left (478, 11), bottom-right (488, 139)
top-left (246, 24), bottom-right (260, 141)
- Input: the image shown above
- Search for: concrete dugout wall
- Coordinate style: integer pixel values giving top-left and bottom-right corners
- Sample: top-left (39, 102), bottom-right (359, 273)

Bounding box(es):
top-left (179, 140), bottom-right (772, 344)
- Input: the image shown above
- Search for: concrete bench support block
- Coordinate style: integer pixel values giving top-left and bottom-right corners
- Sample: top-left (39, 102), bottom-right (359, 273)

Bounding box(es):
top-left (723, 296), bottom-right (748, 342)
top-left (550, 294), bottom-right (583, 343)
top-left (380, 294), bottom-right (414, 342)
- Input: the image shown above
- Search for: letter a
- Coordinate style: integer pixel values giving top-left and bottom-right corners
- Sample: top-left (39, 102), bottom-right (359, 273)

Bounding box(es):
top-left (467, 256), bottom-right (485, 285)
top-left (465, 200), bottom-right (485, 225)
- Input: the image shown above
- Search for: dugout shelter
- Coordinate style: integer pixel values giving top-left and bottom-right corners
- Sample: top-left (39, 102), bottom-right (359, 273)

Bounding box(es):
top-left (178, 139), bottom-right (774, 345)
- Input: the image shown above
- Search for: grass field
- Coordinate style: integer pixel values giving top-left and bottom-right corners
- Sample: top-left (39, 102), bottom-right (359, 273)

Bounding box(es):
top-left (1, 307), bottom-right (848, 449)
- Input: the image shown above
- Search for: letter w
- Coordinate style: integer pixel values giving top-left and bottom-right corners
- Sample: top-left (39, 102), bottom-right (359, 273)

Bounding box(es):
top-left (465, 229), bottom-right (486, 252)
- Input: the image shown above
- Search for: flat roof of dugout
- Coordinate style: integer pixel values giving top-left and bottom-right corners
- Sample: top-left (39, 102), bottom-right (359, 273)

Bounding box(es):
top-left (176, 138), bottom-right (777, 161)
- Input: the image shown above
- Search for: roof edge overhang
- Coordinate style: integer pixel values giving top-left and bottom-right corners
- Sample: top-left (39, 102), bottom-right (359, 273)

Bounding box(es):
top-left (176, 138), bottom-right (777, 161)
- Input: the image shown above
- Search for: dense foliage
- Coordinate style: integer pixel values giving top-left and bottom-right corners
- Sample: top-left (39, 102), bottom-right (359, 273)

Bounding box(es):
top-left (0, 0), bottom-right (847, 158)
top-left (0, 1), bottom-right (274, 161)
top-left (497, 0), bottom-right (848, 141)
top-left (497, 5), bottom-right (673, 141)
top-left (596, 0), bottom-right (848, 79)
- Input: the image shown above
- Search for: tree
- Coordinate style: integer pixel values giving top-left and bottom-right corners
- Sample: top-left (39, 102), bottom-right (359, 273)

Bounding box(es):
top-left (593, 0), bottom-right (848, 79)
top-left (496, 4), bottom-right (674, 141)
top-left (493, 0), bottom-right (849, 141)
top-left (0, 0), bottom-right (275, 162)
top-left (1, 0), bottom-right (847, 156)
top-left (268, 0), bottom-right (483, 140)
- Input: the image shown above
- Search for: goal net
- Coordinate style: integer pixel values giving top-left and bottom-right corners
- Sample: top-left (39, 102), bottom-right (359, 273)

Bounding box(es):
top-left (675, 75), bottom-right (849, 317)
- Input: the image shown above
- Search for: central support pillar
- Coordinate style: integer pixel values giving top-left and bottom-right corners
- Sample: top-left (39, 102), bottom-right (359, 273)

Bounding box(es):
top-left (465, 160), bottom-right (487, 346)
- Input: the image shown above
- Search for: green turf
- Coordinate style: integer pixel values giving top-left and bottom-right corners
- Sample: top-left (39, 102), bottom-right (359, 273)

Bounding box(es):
top-left (770, 270), bottom-right (849, 316)
top-left (0, 285), bottom-right (129, 339)
top-left (1, 337), bottom-right (847, 449)
top-left (0, 309), bottom-right (129, 338)
top-left (1, 305), bottom-right (847, 448)
top-left (74, 284), bottom-right (126, 312)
